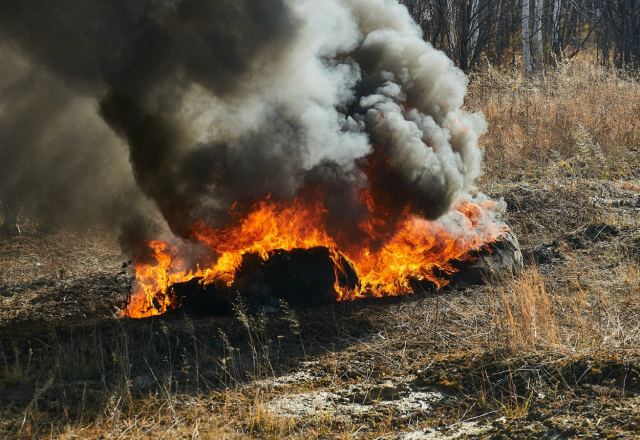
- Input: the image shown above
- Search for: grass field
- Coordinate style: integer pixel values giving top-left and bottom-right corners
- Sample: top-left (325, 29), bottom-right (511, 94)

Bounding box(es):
top-left (1, 56), bottom-right (639, 439)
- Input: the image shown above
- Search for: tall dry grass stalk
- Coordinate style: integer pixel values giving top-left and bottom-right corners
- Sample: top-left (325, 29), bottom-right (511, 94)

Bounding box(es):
top-left (496, 268), bottom-right (558, 351)
top-left (469, 55), bottom-right (640, 179)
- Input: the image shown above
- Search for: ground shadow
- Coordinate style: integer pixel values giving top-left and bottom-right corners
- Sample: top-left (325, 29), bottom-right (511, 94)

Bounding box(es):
top-left (1, 283), bottom-right (434, 437)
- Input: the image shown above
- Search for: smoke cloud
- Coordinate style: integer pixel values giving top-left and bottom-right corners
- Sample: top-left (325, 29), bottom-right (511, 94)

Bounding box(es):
top-left (0, 0), bottom-right (488, 253)
top-left (0, 44), bottom-right (145, 230)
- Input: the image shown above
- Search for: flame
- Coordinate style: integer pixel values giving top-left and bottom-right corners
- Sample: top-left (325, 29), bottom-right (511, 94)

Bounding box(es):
top-left (122, 194), bottom-right (507, 319)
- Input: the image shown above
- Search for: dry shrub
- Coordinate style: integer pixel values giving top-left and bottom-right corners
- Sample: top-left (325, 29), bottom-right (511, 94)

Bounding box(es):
top-left (496, 267), bottom-right (558, 350)
top-left (247, 402), bottom-right (293, 437)
top-left (468, 55), bottom-right (640, 179)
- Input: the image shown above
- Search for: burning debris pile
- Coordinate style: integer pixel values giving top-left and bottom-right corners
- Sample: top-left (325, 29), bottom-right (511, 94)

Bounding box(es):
top-left (127, 199), bottom-right (515, 317)
top-left (0, 0), bottom-right (518, 318)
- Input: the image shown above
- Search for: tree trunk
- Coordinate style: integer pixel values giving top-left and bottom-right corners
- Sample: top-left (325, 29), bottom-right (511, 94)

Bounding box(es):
top-left (495, 0), bottom-right (504, 63)
top-left (447, 0), bottom-right (458, 60)
top-left (551, 0), bottom-right (562, 58)
top-left (469, 0), bottom-right (481, 68)
top-left (534, 0), bottom-right (544, 69)
top-left (522, 0), bottom-right (532, 78)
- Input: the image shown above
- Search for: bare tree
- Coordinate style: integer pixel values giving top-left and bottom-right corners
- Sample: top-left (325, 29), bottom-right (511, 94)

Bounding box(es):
top-left (522, 0), bottom-right (533, 77)
top-left (534, 0), bottom-right (544, 68)
top-left (597, 0), bottom-right (640, 67)
top-left (401, 0), bottom-right (640, 72)
top-left (551, 0), bottom-right (563, 58)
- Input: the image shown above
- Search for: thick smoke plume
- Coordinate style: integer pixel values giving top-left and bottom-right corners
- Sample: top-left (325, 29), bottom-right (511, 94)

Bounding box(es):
top-left (0, 0), bottom-right (489, 254)
top-left (0, 45), bottom-right (147, 230)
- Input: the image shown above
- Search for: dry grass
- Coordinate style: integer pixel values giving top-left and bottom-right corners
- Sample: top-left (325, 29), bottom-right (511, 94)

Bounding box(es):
top-left (467, 53), bottom-right (640, 358)
top-left (468, 54), bottom-right (640, 181)
top-left (495, 268), bottom-right (558, 351)
top-left (488, 260), bottom-right (640, 354)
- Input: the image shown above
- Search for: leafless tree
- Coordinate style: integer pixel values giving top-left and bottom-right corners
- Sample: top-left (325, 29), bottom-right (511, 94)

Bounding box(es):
top-left (401, 0), bottom-right (640, 71)
top-left (534, 0), bottom-right (544, 69)
top-left (522, 0), bottom-right (533, 77)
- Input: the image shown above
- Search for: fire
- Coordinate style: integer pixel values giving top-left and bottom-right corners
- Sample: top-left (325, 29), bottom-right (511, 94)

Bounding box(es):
top-left (122, 195), bottom-right (507, 319)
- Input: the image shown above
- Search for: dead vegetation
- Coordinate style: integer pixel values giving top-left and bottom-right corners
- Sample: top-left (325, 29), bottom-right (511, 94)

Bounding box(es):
top-left (470, 55), bottom-right (640, 181)
top-left (495, 267), bottom-right (558, 350)
top-left (1, 54), bottom-right (640, 438)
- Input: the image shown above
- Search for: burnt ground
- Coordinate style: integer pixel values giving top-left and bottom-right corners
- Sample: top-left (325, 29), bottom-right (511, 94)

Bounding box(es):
top-left (0, 165), bottom-right (639, 438)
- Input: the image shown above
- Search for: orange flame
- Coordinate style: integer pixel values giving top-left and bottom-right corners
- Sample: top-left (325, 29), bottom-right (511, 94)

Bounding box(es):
top-left (122, 195), bottom-right (506, 319)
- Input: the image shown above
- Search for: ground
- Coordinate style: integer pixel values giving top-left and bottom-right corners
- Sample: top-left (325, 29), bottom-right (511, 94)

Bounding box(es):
top-left (1, 59), bottom-right (640, 438)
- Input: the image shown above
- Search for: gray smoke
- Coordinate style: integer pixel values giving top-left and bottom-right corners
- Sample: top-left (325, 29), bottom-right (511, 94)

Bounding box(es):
top-left (0, 0), bottom-right (487, 253)
top-left (0, 44), bottom-right (148, 230)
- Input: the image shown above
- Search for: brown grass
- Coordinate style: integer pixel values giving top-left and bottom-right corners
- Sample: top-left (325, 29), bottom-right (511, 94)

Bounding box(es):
top-left (495, 268), bottom-right (558, 351)
top-left (468, 55), bottom-right (640, 180)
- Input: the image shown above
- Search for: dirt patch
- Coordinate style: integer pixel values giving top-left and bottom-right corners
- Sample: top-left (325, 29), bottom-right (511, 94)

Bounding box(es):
top-left (266, 382), bottom-right (451, 422)
top-left (401, 419), bottom-right (504, 439)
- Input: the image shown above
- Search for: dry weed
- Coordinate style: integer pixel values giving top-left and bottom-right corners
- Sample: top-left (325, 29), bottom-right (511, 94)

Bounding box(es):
top-left (469, 54), bottom-right (640, 180)
top-left (495, 267), bottom-right (558, 350)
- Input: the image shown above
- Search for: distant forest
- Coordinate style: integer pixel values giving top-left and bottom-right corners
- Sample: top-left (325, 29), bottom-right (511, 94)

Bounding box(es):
top-left (400, 0), bottom-right (640, 73)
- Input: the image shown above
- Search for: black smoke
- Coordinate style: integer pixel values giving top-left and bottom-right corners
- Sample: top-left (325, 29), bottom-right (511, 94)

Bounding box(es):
top-left (0, 0), bottom-right (488, 255)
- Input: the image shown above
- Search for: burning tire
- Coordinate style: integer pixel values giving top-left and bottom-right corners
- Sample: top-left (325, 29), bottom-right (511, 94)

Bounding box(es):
top-left (449, 230), bottom-right (523, 286)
